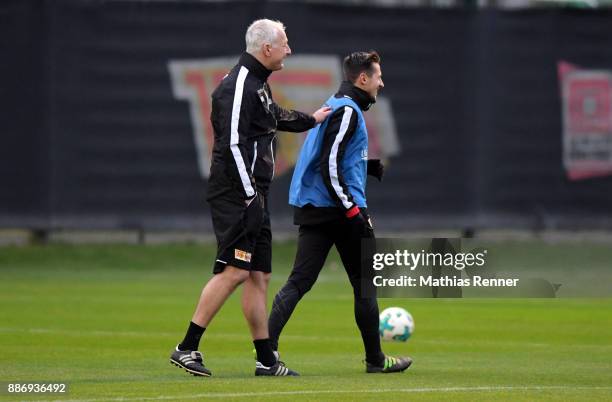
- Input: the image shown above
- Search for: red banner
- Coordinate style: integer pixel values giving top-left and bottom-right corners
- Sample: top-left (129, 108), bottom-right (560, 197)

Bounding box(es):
top-left (558, 61), bottom-right (612, 180)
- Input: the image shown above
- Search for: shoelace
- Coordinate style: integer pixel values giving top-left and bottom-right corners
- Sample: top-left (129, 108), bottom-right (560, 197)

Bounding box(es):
top-left (191, 351), bottom-right (204, 363)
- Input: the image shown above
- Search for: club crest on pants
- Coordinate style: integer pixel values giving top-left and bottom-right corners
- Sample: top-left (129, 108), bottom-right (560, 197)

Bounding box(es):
top-left (235, 249), bottom-right (252, 262)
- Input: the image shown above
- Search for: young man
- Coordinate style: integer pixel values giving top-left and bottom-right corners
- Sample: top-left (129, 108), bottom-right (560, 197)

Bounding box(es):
top-left (170, 19), bottom-right (331, 377)
top-left (268, 51), bottom-right (412, 373)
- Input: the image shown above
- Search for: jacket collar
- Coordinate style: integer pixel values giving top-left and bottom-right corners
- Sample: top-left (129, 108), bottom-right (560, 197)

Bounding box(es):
top-left (335, 81), bottom-right (375, 111)
top-left (239, 52), bottom-right (272, 82)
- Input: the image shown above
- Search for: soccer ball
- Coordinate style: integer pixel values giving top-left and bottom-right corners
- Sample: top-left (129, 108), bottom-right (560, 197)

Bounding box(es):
top-left (379, 307), bottom-right (414, 342)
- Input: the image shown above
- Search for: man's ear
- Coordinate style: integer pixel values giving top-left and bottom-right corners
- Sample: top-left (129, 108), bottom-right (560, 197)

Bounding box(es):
top-left (263, 43), bottom-right (271, 56)
top-left (359, 71), bottom-right (368, 85)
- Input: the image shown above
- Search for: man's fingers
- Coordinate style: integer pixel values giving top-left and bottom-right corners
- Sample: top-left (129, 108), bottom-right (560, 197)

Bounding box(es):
top-left (313, 106), bottom-right (333, 123)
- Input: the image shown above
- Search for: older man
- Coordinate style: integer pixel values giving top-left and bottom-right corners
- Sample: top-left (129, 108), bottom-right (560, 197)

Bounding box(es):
top-left (170, 19), bottom-right (331, 377)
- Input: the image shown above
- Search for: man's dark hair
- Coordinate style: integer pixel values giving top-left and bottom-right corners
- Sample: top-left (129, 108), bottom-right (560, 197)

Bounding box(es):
top-left (343, 51), bottom-right (381, 83)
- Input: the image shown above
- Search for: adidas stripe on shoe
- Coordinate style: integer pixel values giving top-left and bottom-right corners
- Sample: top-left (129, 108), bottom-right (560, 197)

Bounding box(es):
top-left (366, 355), bottom-right (412, 373)
top-left (170, 345), bottom-right (212, 377)
top-left (255, 361), bottom-right (299, 376)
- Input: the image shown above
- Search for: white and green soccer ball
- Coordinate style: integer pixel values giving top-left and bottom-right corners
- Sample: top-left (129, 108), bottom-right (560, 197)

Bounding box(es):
top-left (379, 307), bottom-right (414, 342)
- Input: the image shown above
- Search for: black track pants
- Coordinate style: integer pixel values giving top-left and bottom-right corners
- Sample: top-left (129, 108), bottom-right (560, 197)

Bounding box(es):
top-left (269, 218), bottom-right (384, 364)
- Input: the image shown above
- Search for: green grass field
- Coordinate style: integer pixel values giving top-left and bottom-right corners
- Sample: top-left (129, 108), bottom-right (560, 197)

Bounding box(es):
top-left (1, 240), bottom-right (611, 401)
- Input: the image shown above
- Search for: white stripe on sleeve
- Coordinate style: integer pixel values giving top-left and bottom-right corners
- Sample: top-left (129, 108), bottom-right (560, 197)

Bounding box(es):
top-left (328, 106), bottom-right (354, 210)
top-left (251, 140), bottom-right (258, 172)
top-left (270, 137), bottom-right (275, 180)
top-left (230, 66), bottom-right (256, 198)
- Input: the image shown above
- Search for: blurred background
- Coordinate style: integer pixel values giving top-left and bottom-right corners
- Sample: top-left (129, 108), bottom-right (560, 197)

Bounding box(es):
top-left (2, 0), bottom-right (612, 244)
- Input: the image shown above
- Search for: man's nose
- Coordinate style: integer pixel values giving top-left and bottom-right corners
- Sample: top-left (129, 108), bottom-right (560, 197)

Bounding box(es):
top-left (286, 45), bottom-right (292, 55)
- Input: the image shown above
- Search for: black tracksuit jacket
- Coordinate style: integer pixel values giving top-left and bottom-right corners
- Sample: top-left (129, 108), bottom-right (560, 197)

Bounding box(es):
top-left (207, 52), bottom-right (315, 201)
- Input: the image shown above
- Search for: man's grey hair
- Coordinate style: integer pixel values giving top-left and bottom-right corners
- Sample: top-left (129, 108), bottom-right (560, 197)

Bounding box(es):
top-left (245, 19), bottom-right (286, 54)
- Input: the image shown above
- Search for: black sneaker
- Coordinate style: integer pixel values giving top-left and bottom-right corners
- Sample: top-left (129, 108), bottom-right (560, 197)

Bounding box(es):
top-left (255, 361), bottom-right (299, 376)
top-left (170, 345), bottom-right (212, 377)
top-left (366, 355), bottom-right (412, 373)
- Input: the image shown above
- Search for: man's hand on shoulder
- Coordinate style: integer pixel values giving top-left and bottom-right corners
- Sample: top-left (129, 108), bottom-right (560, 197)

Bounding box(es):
top-left (312, 106), bottom-right (333, 124)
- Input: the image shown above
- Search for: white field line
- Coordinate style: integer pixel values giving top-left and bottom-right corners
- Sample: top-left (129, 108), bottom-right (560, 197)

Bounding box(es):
top-left (24, 386), bottom-right (612, 402)
top-left (0, 327), bottom-right (611, 350)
